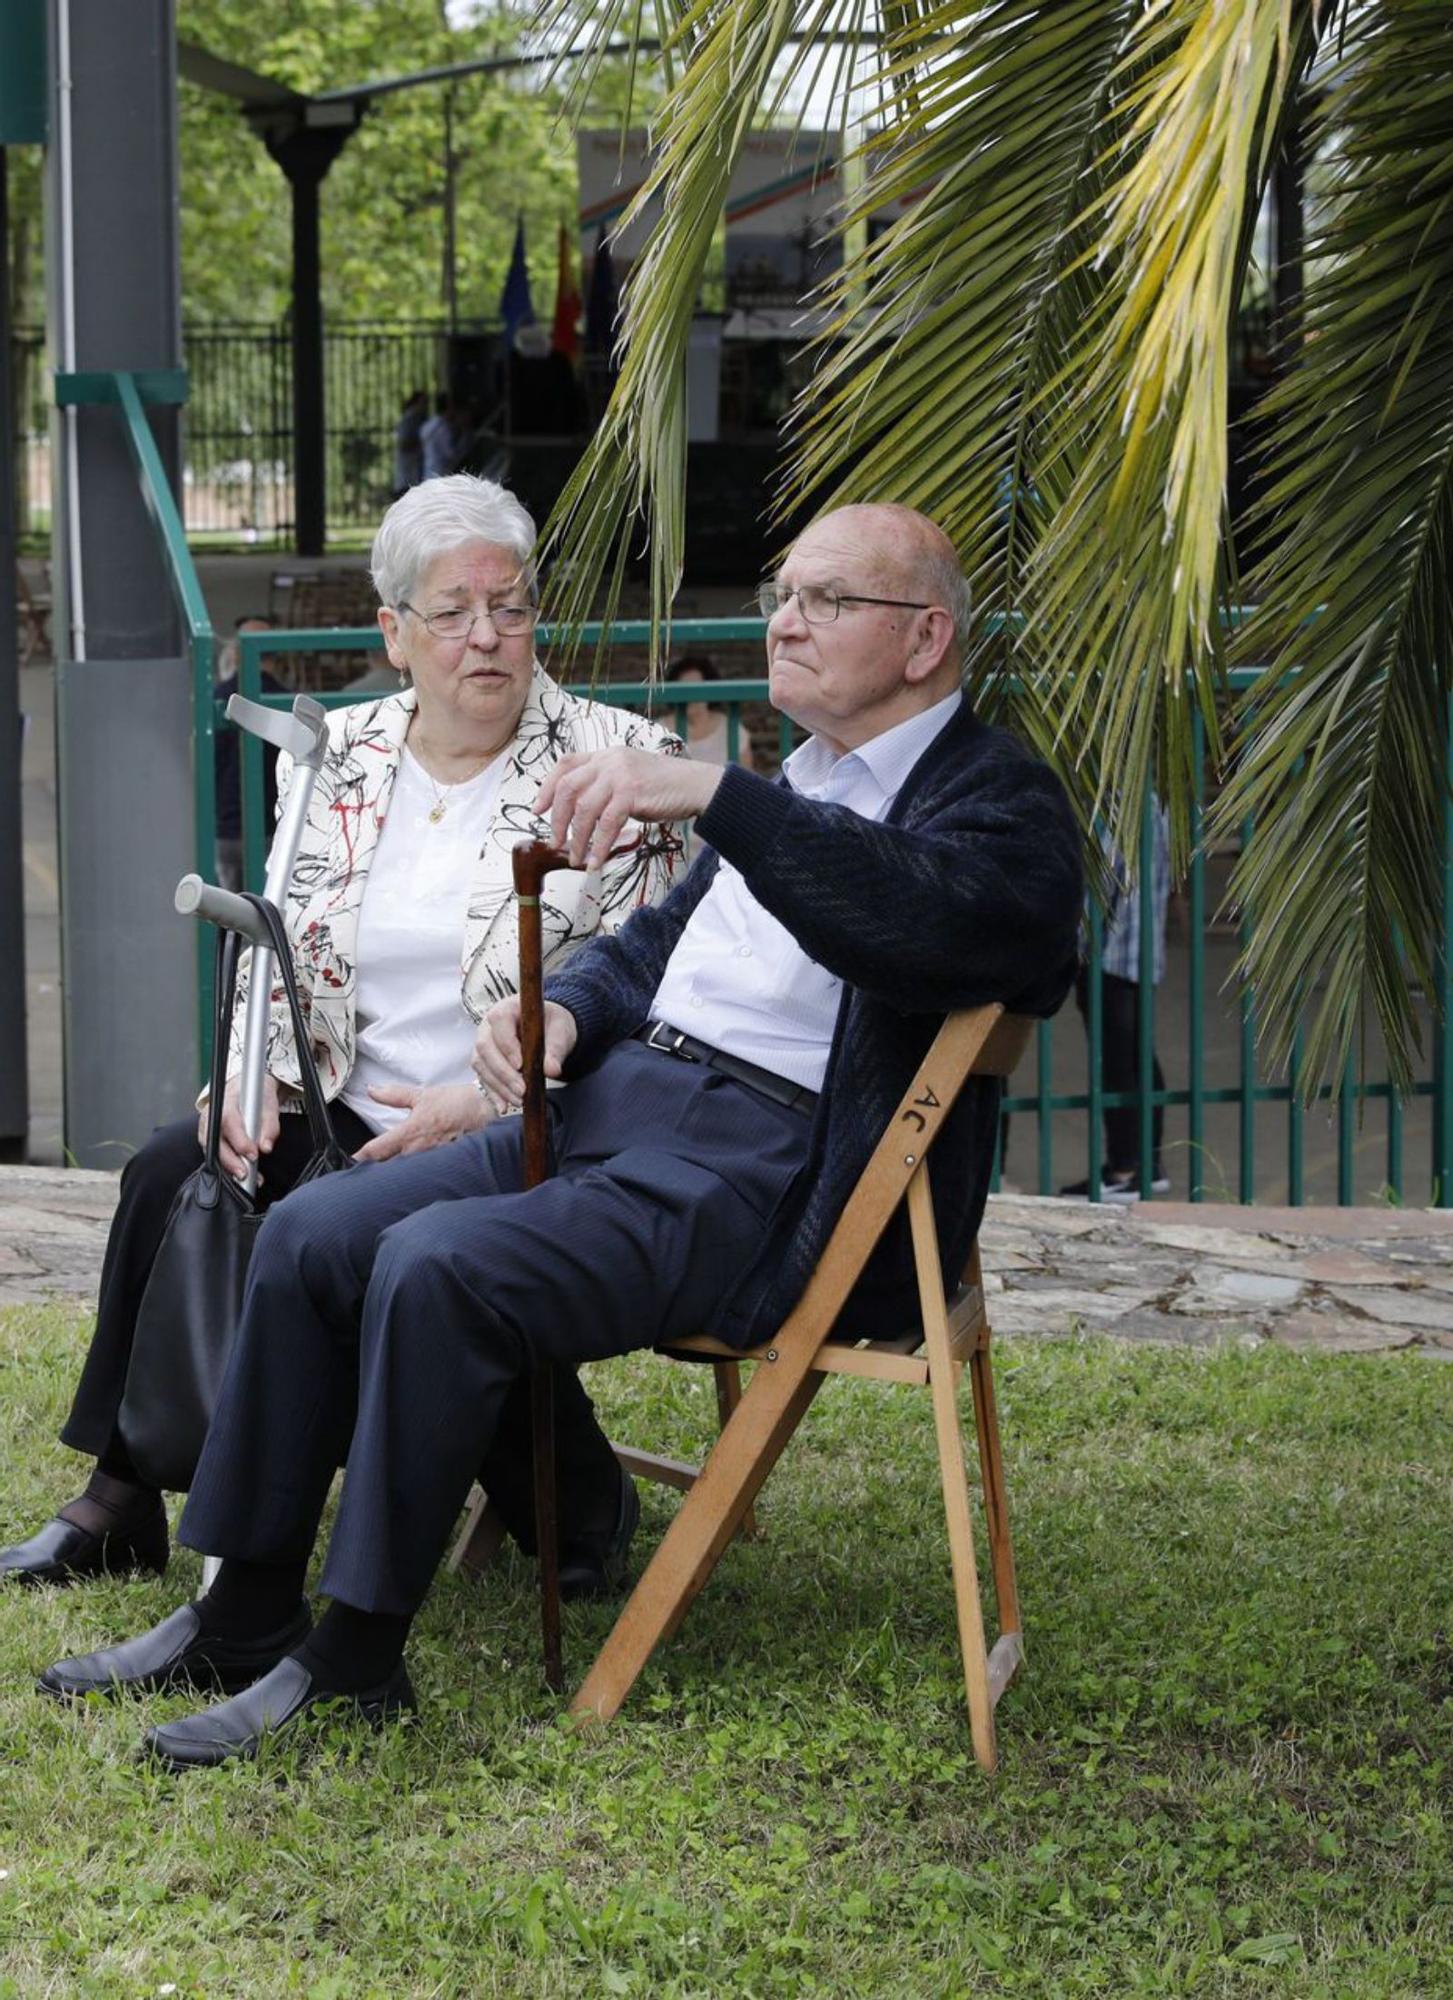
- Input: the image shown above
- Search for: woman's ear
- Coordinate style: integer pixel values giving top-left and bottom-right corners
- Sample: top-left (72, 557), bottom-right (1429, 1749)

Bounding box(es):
top-left (378, 605), bottom-right (407, 674)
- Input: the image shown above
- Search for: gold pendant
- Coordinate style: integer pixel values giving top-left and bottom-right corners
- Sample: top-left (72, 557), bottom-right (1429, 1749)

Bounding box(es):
top-left (428, 801), bottom-right (447, 823)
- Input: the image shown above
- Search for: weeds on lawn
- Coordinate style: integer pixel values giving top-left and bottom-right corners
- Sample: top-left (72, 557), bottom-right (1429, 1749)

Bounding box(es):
top-left (2, 1303), bottom-right (1452, 1996)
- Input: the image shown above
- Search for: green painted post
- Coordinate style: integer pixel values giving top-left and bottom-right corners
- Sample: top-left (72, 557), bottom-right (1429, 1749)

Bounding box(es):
top-left (239, 630), bottom-right (270, 891)
top-left (1036, 1019), bottom-right (1053, 1194)
top-left (1287, 1023), bottom-right (1304, 1205)
top-left (1338, 1052), bottom-right (1355, 1205)
top-left (1189, 711), bottom-right (1205, 1201)
top-left (1086, 897), bottom-right (1103, 1203)
top-left (1440, 691), bottom-right (1453, 1205)
top-left (1239, 814), bottom-right (1256, 1203)
top-left (1137, 779), bottom-right (1155, 1196)
top-left (1388, 1078), bottom-right (1403, 1203)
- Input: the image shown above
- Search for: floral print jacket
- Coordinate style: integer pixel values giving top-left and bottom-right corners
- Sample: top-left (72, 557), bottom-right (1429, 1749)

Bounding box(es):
top-left (227, 664), bottom-right (682, 1102)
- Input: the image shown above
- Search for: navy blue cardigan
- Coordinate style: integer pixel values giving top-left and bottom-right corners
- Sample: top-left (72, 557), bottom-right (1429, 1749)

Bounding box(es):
top-left (546, 699), bottom-right (1083, 1348)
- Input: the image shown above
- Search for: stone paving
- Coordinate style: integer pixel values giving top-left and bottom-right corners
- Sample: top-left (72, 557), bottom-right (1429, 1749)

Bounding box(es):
top-left (5, 1165), bottom-right (1453, 1356)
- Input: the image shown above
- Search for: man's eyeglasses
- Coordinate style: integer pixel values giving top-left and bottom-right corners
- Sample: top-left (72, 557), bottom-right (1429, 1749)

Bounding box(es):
top-left (397, 600), bottom-right (538, 640)
top-left (755, 582), bottom-right (932, 624)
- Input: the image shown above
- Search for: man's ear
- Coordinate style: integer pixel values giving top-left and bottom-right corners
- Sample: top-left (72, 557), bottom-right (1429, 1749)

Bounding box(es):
top-left (903, 606), bottom-right (956, 684)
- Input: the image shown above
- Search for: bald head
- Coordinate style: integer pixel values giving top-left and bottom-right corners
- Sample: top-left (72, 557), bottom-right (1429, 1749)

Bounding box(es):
top-left (811, 504), bottom-right (972, 656)
top-left (764, 503), bottom-right (969, 754)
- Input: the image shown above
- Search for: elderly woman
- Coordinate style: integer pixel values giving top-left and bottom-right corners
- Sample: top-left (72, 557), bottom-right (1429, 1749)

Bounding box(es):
top-left (1, 474), bottom-right (679, 1593)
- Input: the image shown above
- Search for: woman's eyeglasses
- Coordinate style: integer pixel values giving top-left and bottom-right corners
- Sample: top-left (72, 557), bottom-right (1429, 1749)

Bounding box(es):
top-left (397, 601), bottom-right (538, 640)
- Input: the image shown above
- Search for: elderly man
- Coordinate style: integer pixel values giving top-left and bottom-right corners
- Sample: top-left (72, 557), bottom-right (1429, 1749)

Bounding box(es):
top-left (39, 503), bottom-right (1083, 1768)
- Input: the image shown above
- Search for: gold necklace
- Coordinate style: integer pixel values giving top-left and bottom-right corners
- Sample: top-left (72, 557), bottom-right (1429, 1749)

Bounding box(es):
top-left (411, 736), bottom-right (500, 823)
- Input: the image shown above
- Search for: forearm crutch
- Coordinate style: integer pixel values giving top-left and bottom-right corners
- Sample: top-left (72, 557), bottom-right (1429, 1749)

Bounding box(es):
top-left (513, 835), bottom-right (574, 1692)
top-left (175, 692), bottom-right (329, 1590)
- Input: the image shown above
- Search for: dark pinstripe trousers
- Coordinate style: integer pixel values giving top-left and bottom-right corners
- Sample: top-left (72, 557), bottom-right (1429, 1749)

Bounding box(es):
top-left (178, 1041), bottom-right (812, 1616)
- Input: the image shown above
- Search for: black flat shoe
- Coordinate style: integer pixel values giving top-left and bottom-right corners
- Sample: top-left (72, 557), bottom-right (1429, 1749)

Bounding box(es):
top-left (144, 1654), bottom-right (416, 1771)
top-left (0, 1506), bottom-right (169, 1587)
top-left (36, 1600), bottom-right (313, 1702)
top-left (559, 1464), bottom-right (640, 1601)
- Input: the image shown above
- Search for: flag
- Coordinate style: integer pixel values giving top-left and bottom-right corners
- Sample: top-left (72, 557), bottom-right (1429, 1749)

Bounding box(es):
top-left (585, 228), bottom-right (619, 357)
top-left (551, 222), bottom-right (582, 362)
top-left (498, 217), bottom-right (535, 345)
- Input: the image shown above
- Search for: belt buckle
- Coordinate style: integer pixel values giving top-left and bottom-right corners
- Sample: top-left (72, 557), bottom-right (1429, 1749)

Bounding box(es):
top-left (647, 1020), bottom-right (692, 1060)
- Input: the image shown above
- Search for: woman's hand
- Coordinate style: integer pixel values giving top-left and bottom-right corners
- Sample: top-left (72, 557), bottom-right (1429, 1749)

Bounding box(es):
top-left (200, 1073), bottom-right (282, 1182)
top-left (473, 996), bottom-right (578, 1111)
top-left (352, 1082), bottom-right (493, 1163)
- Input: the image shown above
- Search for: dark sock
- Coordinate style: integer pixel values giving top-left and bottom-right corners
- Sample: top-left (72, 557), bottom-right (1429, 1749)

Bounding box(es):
top-left (97, 1434), bottom-right (142, 1482)
top-left (195, 1557), bottom-right (310, 1641)
top-left (57, 1463), bottom-right (163, 1538)
top-left (296, 1601), bottom-right (412, 1695)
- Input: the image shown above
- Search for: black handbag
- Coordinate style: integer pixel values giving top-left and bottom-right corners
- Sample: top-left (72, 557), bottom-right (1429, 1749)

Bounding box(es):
top-left (118, 895), bottom-right (352, 1491)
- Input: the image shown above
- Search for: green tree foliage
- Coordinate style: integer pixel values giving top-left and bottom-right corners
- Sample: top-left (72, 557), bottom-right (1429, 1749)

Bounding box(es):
top-left (176, 0), bottom-right (639, 324)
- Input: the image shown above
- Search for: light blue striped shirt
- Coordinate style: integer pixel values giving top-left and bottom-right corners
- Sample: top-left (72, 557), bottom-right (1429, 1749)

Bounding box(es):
top-left (650, 691), bottom-right (963, 1089)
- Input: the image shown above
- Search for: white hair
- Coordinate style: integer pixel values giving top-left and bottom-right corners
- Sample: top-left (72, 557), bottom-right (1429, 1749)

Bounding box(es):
top-left (922, 545), bottom-right (974, 653)
top-left (370, 474), bottom-right (538, 608)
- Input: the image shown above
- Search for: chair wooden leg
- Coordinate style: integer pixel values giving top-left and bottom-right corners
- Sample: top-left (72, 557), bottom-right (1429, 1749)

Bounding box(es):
top-left (570, 1356), bottom-right (824, 1725)
top-left (969, 1340), bottom-right (1020, 1644)
top-left (447, 1486), bottom-right (509, 1578)
top-left (908, 1172), bottom-right (998, 1773)
top-left (713, 1362), bottom-right (759, 1539)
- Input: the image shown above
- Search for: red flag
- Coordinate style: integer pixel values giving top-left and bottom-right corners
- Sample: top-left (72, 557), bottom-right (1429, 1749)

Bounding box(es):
top-left (551, 222), bottom-right (582, 362)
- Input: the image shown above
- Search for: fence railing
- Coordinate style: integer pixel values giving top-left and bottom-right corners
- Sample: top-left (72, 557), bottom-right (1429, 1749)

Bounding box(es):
top-left (8, 320), bottom-right (500, 544)
top-left (226, 624), bottom-right (1452, 1210)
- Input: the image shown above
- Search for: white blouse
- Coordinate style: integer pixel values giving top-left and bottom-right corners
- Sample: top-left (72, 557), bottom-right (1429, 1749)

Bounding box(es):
top-left (339, 746), bottom-right (507, 1131)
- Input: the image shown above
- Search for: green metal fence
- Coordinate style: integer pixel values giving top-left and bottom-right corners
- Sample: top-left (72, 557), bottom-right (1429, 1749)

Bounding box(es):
top-left (223, 625), bottom-right (1450, 1211)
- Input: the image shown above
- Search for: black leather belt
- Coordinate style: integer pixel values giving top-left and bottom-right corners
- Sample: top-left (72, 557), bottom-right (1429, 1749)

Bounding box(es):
top-left (632, 1021), bottom-right (819, 1115)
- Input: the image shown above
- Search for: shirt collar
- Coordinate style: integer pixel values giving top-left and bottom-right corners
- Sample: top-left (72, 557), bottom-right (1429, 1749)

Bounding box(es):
top-left (784, 688), bottom-right (963, 800)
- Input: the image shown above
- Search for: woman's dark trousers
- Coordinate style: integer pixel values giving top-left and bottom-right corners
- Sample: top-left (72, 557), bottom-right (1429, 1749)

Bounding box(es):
top-left (57, 1108), bottom-right (622, 1544)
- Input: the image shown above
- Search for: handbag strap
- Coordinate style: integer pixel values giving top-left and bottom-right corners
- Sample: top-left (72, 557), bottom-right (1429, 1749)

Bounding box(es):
top-left (241, 891), bottom-right (354, 1174)
top-left (201, 926), bottom-right (245, 1177)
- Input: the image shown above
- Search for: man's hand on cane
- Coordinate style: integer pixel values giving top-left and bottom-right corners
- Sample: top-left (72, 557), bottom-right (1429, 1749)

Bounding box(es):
top-left (535, 747), bottom-right (723, 868)
top-left (474, 997), bottom-right (579, 1113)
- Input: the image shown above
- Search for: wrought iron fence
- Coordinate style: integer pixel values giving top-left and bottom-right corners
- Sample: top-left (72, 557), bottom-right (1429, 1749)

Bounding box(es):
top-left (7, 319), bottom-right (500, 545)
top-left (219, 624), bottom-right (1452, 1212)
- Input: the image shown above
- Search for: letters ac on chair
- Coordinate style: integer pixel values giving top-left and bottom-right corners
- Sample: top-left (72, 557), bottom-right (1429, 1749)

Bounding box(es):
top-left (574, 1001), bottom-right (1032, 1774)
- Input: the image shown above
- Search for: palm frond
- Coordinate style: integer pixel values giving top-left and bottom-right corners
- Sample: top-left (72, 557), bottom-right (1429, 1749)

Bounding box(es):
top-left (778, 0), bottom-right (1137, 760)
top-left (1025, 0), bottom-right (1328, 869)
top-left (539, 0), bottom-right (883, 669)
top-left (1213, 0), bottom-right (1453, 1095)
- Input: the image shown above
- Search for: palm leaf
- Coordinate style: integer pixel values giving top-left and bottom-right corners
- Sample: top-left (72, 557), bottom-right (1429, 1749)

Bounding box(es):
top-left (1025, 0), bottom-right (1330, 870)
top-left (1213, 0), bottom-right (1453, 1095)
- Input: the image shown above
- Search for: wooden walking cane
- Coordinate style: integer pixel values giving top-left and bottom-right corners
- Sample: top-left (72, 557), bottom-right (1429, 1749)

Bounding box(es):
top-left (513, 836), bottom-right (574, 1692)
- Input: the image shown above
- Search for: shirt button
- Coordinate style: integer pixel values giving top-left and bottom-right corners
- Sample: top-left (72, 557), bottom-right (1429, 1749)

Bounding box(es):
top-left (736, 944), bottom-right (752, 957)
top-left (690, 996), bottom-right (704, 1009)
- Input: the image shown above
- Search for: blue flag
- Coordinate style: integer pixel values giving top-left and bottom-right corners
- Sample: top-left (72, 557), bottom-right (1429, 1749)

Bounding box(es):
top-left (499, 218), bottom-right (535, 344)
top-left (585, 229), bottom-right (619, 356)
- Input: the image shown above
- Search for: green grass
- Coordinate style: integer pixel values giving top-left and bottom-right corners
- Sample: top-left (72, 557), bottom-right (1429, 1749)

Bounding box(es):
top-left (3, 1304), bottom-right (1453, 1997)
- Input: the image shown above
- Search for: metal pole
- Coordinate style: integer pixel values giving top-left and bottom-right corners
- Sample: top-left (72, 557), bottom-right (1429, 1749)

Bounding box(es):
top-left (0, 148), bottom-right (29, 1159)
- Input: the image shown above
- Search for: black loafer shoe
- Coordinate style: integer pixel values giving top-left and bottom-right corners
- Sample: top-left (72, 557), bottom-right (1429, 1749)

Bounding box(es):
top-left (36, 1601), bottom-right (313, 1702)
top-left (144, 1655), bottom-right (416, 1771)
top-left (559, 1465), bottom-right (640, 1601)
top-left (1, 1506), bottom-right (169, 1587)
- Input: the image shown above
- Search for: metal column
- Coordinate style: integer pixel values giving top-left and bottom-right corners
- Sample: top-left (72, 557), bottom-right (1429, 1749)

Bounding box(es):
top-left (46, 0), bottom-right (195, 1167)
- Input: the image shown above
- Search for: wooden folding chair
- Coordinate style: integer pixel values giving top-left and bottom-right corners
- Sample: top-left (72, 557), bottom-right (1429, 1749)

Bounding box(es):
top-left (567, 1003), bottom-right (1030, 1771)
top-left (449, 1003), bottom-right (1028, 1765)
top-left (564, 1008), bottom-right (1032, 1776)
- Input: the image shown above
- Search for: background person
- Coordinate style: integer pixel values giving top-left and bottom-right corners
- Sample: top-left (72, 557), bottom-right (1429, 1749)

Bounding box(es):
top-left (1060, 805), bottom-right (1171, 1201)
top-left (0, 474), bottom-right (681, 1596)
top-left (664, 654), bottom-right (756, 770)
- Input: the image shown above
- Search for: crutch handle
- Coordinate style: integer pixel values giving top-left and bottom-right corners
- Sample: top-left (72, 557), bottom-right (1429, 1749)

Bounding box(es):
top-left (174, 874), bottom-right (273, 948)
